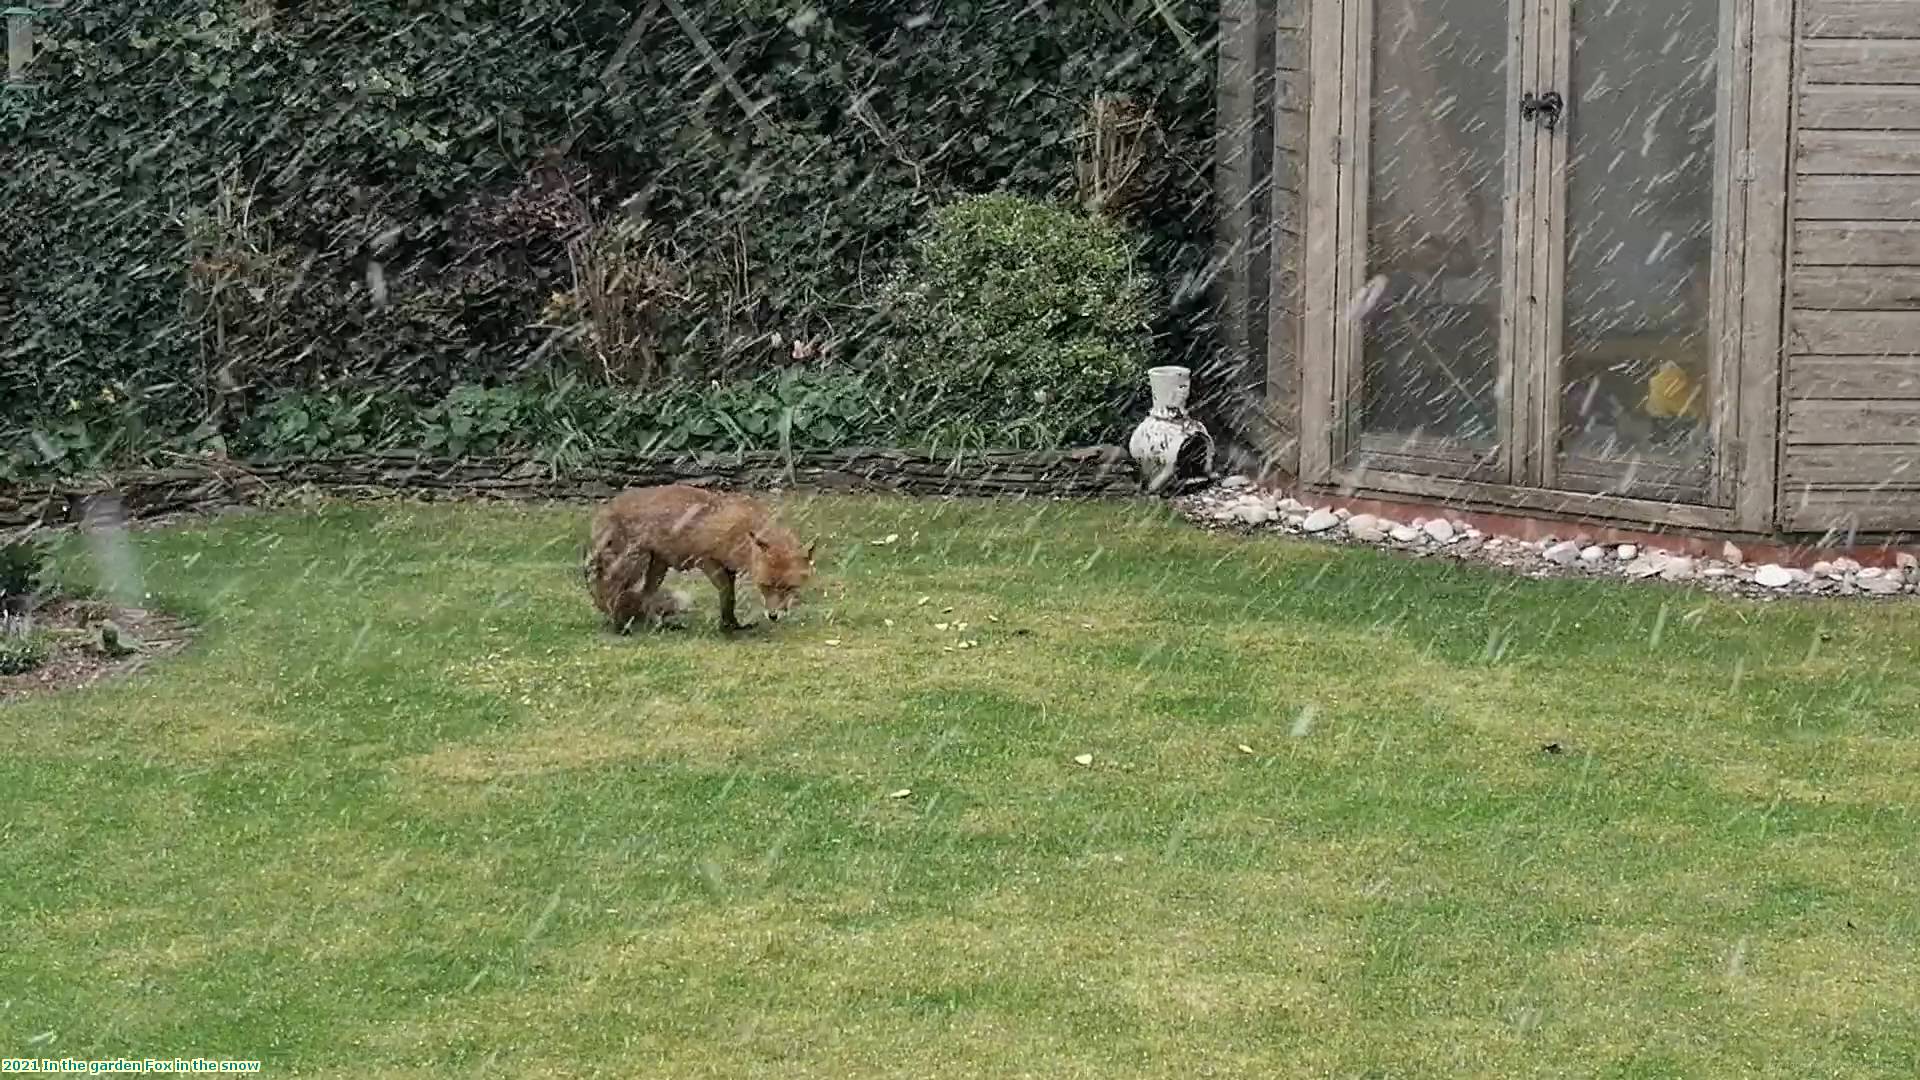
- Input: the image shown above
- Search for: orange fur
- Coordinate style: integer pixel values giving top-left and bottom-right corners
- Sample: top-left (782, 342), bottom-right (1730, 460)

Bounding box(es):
top-left (585, 485), bottom-right (816, 633)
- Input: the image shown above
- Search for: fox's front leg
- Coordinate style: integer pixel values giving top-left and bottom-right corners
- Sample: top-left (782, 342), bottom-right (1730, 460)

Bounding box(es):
top-left (701, 561), bottom-right (743, 632)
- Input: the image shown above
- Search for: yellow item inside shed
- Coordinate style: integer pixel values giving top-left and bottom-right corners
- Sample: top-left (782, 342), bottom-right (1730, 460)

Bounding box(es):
top-left (1645, 360), bottom-right (1705, 421)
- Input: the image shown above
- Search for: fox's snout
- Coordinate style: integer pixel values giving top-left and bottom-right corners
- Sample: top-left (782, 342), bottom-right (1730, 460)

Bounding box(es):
top-left (758, 587), bottom-right (800, 621)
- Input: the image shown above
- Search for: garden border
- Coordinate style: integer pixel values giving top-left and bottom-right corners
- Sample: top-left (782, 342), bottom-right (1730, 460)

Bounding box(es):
top-left (0, 446), bottom-right (1141, 529)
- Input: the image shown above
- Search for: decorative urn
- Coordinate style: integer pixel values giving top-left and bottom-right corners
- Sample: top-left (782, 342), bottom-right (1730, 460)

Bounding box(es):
top-left (1128, 365), bottom-right (1215, 495)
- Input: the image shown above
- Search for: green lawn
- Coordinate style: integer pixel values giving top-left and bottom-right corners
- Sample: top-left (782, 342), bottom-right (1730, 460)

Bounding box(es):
top-left (3, 495), bottom-right (1917, 1078)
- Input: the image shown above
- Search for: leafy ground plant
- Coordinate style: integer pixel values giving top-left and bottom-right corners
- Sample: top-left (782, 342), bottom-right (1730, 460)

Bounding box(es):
top-left (220, 370), bottom-right (885, 465)
top-left (2, 497), bottom-right (1915, 1076)
top-left (0, 614), bottom-right (49, 675)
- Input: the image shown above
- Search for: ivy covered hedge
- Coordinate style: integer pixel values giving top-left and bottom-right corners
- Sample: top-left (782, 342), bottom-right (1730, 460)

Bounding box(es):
top-left (0, 0), bottom-right (1218, 477)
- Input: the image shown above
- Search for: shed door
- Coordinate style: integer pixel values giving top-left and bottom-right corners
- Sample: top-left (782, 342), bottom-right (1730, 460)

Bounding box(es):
top-left (1326, 0), bottom-right (1533, 484)
top-left (1531, 0), bottom-right (1740, 505)
top-left (1307, 0), bottom-right (1755, 508)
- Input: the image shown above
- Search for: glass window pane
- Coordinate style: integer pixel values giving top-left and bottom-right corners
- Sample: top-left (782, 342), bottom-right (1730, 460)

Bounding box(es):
top-left (1558, 1), bottom-right (1720, 492)
top-left (1361, 0), bottom-right (1512, 449)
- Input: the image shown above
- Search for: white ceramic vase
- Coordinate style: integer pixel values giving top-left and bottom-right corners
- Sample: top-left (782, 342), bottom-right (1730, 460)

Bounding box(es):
top-left (1128, 365), bottom-right (1214, 494)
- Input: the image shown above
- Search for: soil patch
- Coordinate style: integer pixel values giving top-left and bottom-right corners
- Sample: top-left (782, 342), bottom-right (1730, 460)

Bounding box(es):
top-left (0, 599), bottom-right (195, 702)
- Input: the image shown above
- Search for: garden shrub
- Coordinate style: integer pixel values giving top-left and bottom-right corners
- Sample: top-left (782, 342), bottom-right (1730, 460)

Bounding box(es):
top-left (880, 194), bottom-right (1155, 447)
top-left (0, 535), bottom-right (51, 614)
top-left (543, 214), bottom-right (692, 388)
top-left (0, 615), bottom-right (50, 675)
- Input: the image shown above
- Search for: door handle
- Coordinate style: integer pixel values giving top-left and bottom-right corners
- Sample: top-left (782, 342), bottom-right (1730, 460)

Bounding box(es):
top-left (1520, 91), bottom-right (1565, 133)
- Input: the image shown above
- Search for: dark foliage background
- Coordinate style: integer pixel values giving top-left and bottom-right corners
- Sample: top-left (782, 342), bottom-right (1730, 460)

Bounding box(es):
top-left (0, 0), bottom-right (1219, 476)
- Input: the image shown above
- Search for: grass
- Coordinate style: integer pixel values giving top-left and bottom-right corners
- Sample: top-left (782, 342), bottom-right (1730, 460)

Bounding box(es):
top-left (2, 494), bottom-right (1917, 1078)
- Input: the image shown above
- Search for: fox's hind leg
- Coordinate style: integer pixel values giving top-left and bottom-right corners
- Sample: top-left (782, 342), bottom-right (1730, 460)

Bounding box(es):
top-left (602, 552), bottom-right (667, 634)
top-left (589, 530), bottom-right (647, 633)
top-left (601, 562), bottom-right (643, 634)
top-left (586, 525), bottom-right (629, 620)
top-left (623, 551), bottom-right (669, 628)
top-left (587, 547), bottom-right (620, 625)
top-left (638, 551), bottom-right (667, 599)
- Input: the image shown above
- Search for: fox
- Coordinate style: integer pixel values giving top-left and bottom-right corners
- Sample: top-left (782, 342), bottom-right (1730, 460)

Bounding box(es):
top-left (585, 484), bottom-right (817, 634)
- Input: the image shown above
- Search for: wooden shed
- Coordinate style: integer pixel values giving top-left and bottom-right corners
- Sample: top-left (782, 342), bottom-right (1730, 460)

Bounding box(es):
top-left (1215, 0), bottom-right (1920, 540)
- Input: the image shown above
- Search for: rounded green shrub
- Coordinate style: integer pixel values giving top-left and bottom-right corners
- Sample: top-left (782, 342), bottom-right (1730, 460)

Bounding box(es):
top-left (881, 194), bottom-right (1155, 447)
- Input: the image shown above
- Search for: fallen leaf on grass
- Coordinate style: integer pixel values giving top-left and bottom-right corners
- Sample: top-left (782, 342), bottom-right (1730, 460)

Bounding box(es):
top-left (1237, 744), bottom-right (1255, 755)
top-left (917, 596), bottom-right (931, 607)
top-left (870, 534), bottom-right (900, 546)
top-left (824, 639), bottom-right (842, 646)
top-left (887, 789), bottom-right (912, 799)
top-left (1073, 753), bottom-right (1094, 767)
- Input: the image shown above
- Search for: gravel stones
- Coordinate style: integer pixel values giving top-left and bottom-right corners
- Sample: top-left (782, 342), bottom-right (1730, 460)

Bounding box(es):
top-left (1301, 508), bottom-right (1341, 533)
top-left (1224, 499), bottom-right (1274, 527)
top-left (1183, 483), bottom-right (1915, 601)
top-left (1346, 514), bottom-right (1388, 543)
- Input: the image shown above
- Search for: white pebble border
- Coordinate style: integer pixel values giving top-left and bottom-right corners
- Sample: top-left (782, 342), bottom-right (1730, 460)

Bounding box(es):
top-left (1178, 477), bottom-right (1918, 600)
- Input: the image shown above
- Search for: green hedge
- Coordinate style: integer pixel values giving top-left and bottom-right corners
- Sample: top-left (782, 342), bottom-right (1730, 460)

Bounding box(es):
top-left (0, 0), bottom-right (1218, 475)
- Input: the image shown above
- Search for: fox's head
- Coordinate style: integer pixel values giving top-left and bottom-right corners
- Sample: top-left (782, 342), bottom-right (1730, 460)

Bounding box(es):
top-left (748, 531), bottom-right (817, 621)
